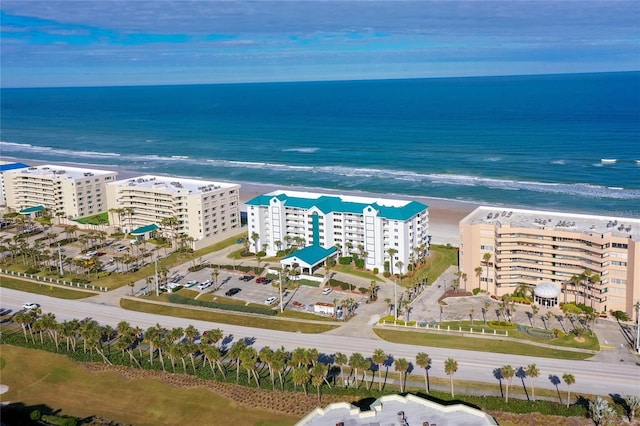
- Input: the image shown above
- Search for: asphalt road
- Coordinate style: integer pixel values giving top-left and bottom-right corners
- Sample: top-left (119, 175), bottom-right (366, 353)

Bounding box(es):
top-left (3, 288), bottom-right (639, 396)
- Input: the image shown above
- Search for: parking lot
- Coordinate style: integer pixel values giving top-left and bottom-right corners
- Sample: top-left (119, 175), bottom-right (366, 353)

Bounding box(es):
top-left (171, 267), bottom-right (358, 313)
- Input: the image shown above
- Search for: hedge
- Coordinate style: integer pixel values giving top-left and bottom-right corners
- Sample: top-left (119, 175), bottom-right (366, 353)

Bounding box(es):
top-left (167, 294), bottom-right (277, 316)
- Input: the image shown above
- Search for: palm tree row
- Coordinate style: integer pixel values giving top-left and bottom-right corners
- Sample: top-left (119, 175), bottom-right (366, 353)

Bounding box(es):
top-left (10, 312), bottom-right (591, 407)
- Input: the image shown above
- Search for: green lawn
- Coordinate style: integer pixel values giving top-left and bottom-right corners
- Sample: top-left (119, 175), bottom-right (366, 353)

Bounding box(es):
top-left (121, 299), bottom-right (338, 333)
top-left (74, 212), bottom-right (109, 225)
top-left (0, 276), bottom-right (97, 299)
top-left (374, 328), bottom-right (595, 360)
top-left (0, 345), bottom-right (298, 426)
top-left (400, 244), bottom-right (459, 287)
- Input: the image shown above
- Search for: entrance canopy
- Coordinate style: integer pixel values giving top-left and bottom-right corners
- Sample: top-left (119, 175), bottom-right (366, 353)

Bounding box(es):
top-left (130, 223), bottom-right (159, 236)
top-left (281, 245), bottom-right (337, 273)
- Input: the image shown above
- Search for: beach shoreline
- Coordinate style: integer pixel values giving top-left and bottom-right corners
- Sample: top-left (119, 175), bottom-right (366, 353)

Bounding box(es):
top-left (4, 156), bottom-right (478, 246)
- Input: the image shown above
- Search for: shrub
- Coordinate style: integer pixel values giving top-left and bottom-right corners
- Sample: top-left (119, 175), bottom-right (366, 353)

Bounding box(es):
top-left (379, 315), bottom-right (395, 323)
top-left (553, 328), bottom-right (565, 338)
top-left (256, 250), bottom-right (266, 257)
top-left (488, 320), bottom-right (517, 329)
top-left (30, 410), bottom-right (42, 421)
top-left (383, 271), bottom-right (391, 278)
top-left (41, 414), bottom-right (78, 426)
top-left (338, 256), bottom-right (352, 265)
top-left (472, 287), bottom-right (481, 295)
top-left (358, 287), bottom-right (368, 294)
top-left (25, 267), bottom-right (40, 274)
top-left (407, 320), bottom-right (416, 326)
top-left (354, 259), bottom-right (365, 269)
top-left (373, 267), bottom-right (379, 274)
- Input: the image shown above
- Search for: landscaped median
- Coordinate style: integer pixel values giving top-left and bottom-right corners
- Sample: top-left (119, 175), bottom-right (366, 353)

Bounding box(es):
top-left (120, 298), bottom-right (339, 333)
top-left (374, 323), bottom-right (598, 360)
top-left (0, 275), bottom-right (97, 299)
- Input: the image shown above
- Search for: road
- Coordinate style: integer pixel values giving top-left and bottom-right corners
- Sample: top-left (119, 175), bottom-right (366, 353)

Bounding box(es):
top-left (3, 288), bottom-right (639, 396)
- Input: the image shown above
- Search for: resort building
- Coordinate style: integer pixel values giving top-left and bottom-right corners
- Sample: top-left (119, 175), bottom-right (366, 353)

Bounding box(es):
top-left (0, 161), bottom-right (29, 206)
top-left (459, 206), bottom-right (640, 317)
top-left (246, 190), bottom-right (429, 274)
top-left (106, 175), bottom-right (241, 250)
top-left (296, 393), bottom-right (498, 425)
top-left (3, 164), bottom-right (117, 219)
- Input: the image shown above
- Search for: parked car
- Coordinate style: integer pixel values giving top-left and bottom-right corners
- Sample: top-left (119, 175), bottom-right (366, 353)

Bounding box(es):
top-left (225, 287), bottom-right (241, 296)
top-left (186, 280), bottom-right (199, 288)
top-left (264, 296), bottom-right (278, 305)
top-left (116, 245), bottom-right (127, 252)
top-left (22, 302), bottom-right (40, 311)
top-left (239, 275), bottom-right (254, 282)
top-left (86, 250), bottom-right (98, 256)
top-left (255, 276), bottom-right (266, 283)
top-left (197, 280), bottom-right (212, 290)
top-left (322, 288), bottom-right (333, 295)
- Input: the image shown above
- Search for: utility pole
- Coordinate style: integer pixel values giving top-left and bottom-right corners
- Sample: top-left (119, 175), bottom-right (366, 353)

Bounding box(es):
top-left (155, 256), bottom-right (159, 297)
top-left (394, 278), bottom-right (398, 321)
top-left (57, 242), bottom-right (64, 276)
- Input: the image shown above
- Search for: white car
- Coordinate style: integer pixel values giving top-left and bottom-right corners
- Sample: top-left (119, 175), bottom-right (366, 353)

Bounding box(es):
top-left (22, 302), bottom-right (40, 311)
top-left (197, 280), bottom-right (213, 290)
top-left (265, 296), bottom-right (278, 305)
top-left (86, 250), bottom-right (98, 256)
top-left (322, 288), bottom-right (333, 295)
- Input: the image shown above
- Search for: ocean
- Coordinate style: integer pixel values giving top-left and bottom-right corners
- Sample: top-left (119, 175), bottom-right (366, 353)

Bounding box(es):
top-left (1, 72), bottom-right (639, 217)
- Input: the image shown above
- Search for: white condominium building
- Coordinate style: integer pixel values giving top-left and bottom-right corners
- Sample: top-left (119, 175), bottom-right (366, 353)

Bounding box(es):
top-left (246, 190), bottom-right (429, 273)
top-left (3, 164), bottom-right (117, 218)
top-left (106, 175), bottom-right (241, 248)
top-left (0, 161), bottom-right (29, 206)
top-left (459, 206), bottom-right (640, 317)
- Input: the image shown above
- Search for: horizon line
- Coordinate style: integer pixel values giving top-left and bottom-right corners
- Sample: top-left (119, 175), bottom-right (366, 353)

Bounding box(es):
top-left (2, 69), bottom-right (638, 90)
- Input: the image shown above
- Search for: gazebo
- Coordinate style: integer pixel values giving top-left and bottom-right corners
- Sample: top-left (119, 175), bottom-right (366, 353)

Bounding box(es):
top-left (281, 245), bottom-right (337, 275)
top-left (534, 282), bottom-right (560, 307)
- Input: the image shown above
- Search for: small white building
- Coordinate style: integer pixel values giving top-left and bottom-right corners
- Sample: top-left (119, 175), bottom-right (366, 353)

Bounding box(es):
top-left (106, 175), bottom-right (241, 249)
top-left (246, 190), bottom-right (429, 273)
top-left (313, 302), bottom-right (335, 316)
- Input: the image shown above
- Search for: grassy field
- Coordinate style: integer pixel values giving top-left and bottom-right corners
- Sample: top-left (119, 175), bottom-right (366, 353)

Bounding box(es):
top-left (0, 276), bottom-right (97, 299)
top-left (0, 345), bottom-right (298, 426)
top-left (399, 244), bottom-right (458, 287)
top-left (373, 328), bottom-right (595, 360)
top-left (121, 299), bottom-right (338, 333)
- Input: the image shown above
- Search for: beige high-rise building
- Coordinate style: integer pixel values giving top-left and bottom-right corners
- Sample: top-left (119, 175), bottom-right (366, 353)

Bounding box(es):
top-left (106, 175), bottom-right (241, 249)
top-left (3, 164), bottom-right (117, 218)
top-left (459, 206), bottom-right (640, 317)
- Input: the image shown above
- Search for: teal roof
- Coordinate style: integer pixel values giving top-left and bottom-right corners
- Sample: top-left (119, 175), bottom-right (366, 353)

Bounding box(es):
top-left (131, 223), bottom-right (159, 235)
top-left (19, 205), bottom-right (44, 214)
top-left (283, 245), bottom-right (337, 266)
top-left (246, 193), bottom-right (427, 221)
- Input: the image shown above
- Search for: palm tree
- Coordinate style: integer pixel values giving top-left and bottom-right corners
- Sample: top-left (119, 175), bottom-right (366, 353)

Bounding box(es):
top-left (348, 352), bottom-right (366, 388)
top-left (371, 349), bottom-right (387, 391)
top-left (272, 347), bottom-right (288, 390)
top-left (500, 365), bottom-right (515, 402)
top-left (229, 340), bottom-right (248, 383)
top-left (240, 346), bottom-right (260, 387)
top-left (444, 357), bottom-right (458, 397)
top-left (394, 358), bottom-right (409, 393)
top-left (251, 231), bottom-right (260, 253)
top-left (415, 352), bottom-right (431, 393)
top-left (482, 252), bottom-right (492, 293)
top-left (387, 248), bottom-right (397, 275)
top-left (202, 345), bottom-right (226, 379)
top-left (201, 328), bottom-right (223, 347)
top-left (563, 373), bottom-right (575, 407)
top-left (310, 363), bottom-right (329, 403)
top-left (525, 363), bottom-right (540, 401)
top-left (334, 352), bottom-right (348, 387)
top-left (292, 365), bottom-right (311, 395)
top-left (259, 346), bottom-right (275, 389)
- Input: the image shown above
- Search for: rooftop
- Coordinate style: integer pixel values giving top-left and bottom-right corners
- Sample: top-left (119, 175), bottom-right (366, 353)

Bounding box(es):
top-left (246, 190), bottom-right (428, 221)
top-left (0, 161), bottom-right (29, 172)
top-left (283, 245), bottom-right (338, 267)
top-left (9, 164), bottom-right (116, 180)
top-left (461, 206), bottom-right (640, 241)
top-left (297, 393), bottom-right (497, 426)
top-left (110, 175), bottom-right (239, 195)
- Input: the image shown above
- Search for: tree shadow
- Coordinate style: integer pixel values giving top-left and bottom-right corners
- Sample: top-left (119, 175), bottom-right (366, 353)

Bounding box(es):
top-left (1, 402), bottom-right (59, 426)
top-left (493, 368), bottom-right (504, 398)
top-left (516, 366), bottom-right (529, 400)
top-left (525, 311), bottom-right (534, 327)
top-left (549, 374), bottom-right (562, 404)
top-left (221, 333), bottom-right (234, 350)
top-left (609, 393), bottom-right (631, 420)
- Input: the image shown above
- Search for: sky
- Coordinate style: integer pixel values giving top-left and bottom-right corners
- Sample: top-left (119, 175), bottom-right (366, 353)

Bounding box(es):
top-left (1, 0), bottom-right (639, 87)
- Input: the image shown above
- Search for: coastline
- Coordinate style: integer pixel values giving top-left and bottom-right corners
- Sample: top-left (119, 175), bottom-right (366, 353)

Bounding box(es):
top-left (4, 157), bottom-right (477, 246)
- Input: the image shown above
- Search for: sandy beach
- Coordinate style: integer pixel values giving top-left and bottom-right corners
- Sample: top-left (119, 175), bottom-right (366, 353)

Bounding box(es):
top-left (3, 157), bottom-right (478, 246)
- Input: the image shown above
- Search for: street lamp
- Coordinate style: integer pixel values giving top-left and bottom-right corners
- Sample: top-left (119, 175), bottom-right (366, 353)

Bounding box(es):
top-left (394, 278), bottom-right (398, 321)
top-left (635, 301), bottom-right (640, 354)
top-left (154, 256), bottom-right (159, 296)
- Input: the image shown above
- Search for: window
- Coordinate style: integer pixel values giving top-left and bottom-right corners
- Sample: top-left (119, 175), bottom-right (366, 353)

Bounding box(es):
top-left (480, 245), bottom-right (493, 251)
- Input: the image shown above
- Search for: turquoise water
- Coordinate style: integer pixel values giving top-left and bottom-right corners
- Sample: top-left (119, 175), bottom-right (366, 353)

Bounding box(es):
top-left (1, 72), bottom-right (639, 216)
